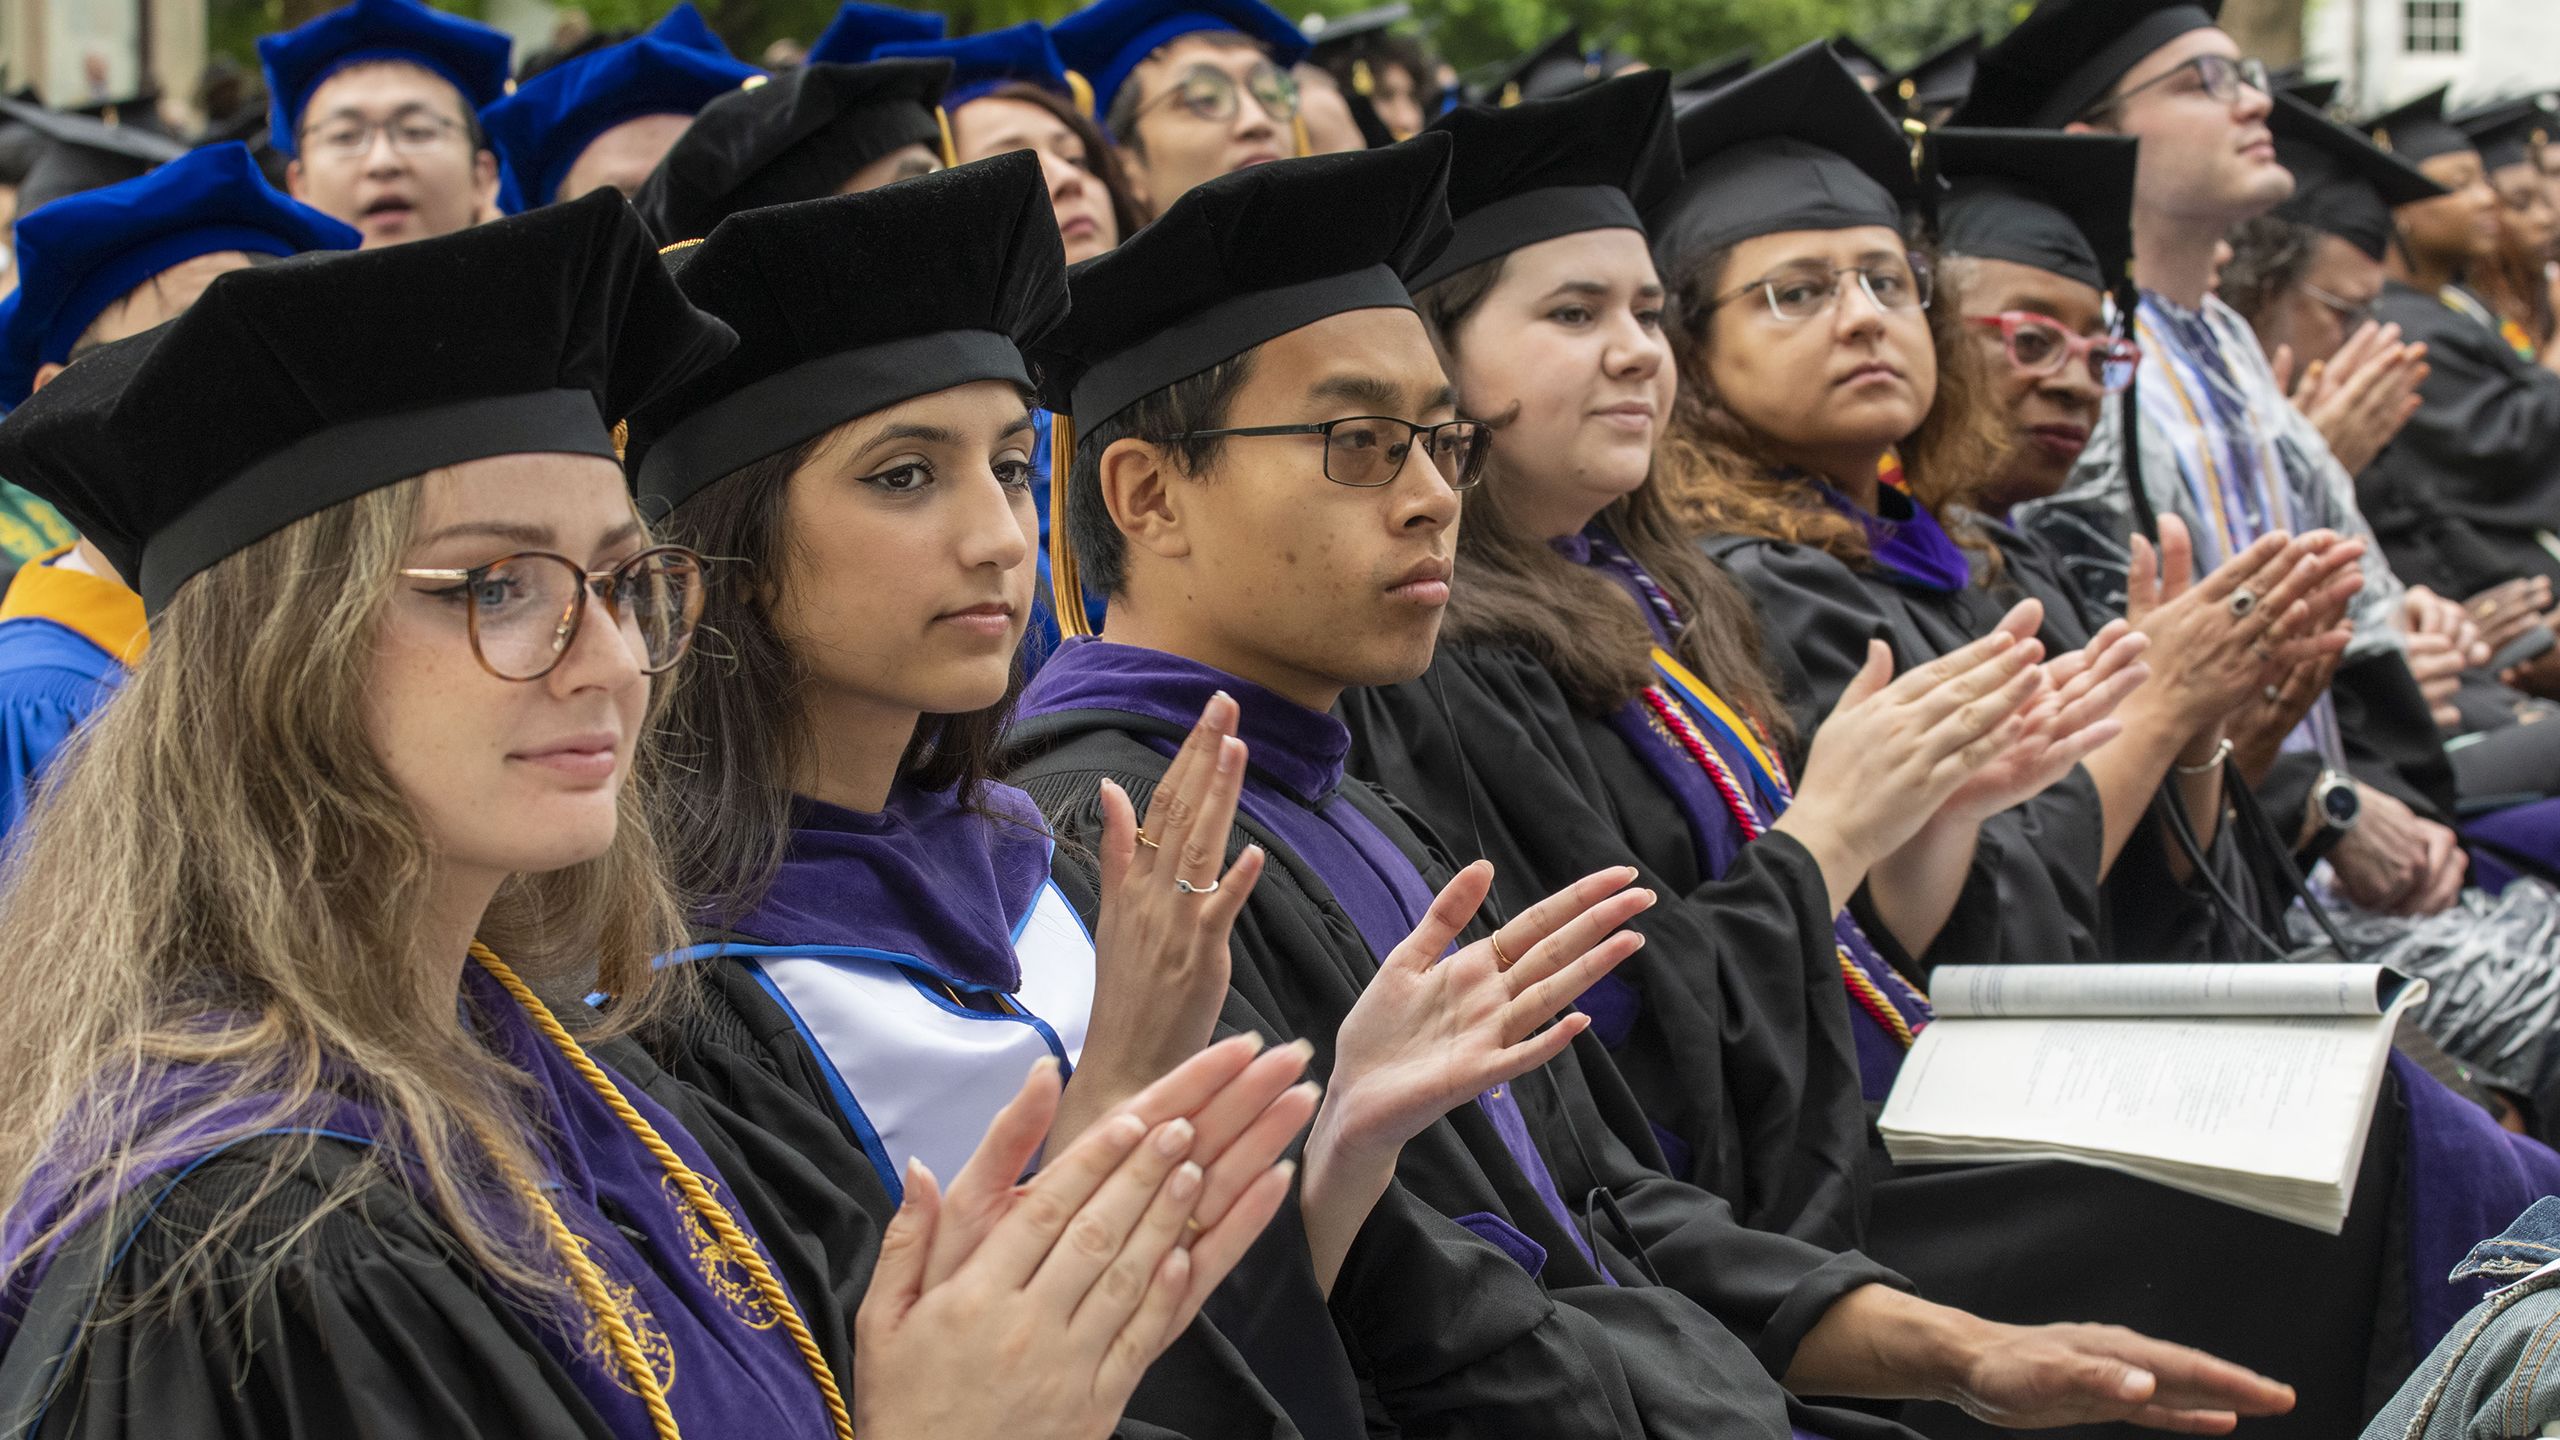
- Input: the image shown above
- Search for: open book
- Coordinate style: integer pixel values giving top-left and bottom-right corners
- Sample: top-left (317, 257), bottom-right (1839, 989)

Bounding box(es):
top-left (1878, 964), bottom-right (2427, 1232)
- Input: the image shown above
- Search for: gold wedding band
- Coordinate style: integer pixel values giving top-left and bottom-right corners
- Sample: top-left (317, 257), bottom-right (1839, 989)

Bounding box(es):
top-left (1135, 829), bottom-right (1162, 851)
top-left (1489, 933), bottom-right (1517, 972)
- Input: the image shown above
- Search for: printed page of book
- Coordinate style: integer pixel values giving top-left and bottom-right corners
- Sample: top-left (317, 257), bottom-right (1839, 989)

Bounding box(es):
top-left (1880, 1013), bottom-right (2381, 1182)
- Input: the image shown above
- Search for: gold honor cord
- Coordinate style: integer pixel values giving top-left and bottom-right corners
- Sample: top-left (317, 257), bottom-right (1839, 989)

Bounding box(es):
top-left (472, 944), bottom-right (858, 1440)
top-left (1049, 413), bottom-right (1097, 637)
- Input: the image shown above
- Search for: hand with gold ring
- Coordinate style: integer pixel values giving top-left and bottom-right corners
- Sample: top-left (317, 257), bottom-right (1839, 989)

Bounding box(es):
top-left (1297, 861), bottom-right (1654, 1292)
top-left (1064, 691), bottom-right (1267, 1151)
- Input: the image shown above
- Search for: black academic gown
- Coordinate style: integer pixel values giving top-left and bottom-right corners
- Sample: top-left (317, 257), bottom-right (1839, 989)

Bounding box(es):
top-left (1341, 632), bottom-right (2408, 1440)
top-left (1341, 649), bottom-right (1874, 1253)
top-left (616, 957), bottom-right (1348, 1440)
top-left (1006, 710), bottom-right (1921, 1440)
top-left (1706, 520), bottom-right (2260, 967)
top-left (13, 1139), bottom-right (628, 1439)
top-left (2364, 280), bottom-right (2560, 593)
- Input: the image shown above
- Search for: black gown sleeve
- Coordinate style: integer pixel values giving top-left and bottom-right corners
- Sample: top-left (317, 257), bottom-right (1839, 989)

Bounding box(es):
top-left (2370, 285), bottom-right (2560, 537)
top-left (1018, 746), bottom-right (1818, 1440)
top-left (1340, 647), bottom-right (1870, 1252)
top-left (20, 1142), bottom-right (619, 1440)
top-left (1712, 536), bottom-right (2105, 971)
top-left (2330, 648), bottom-right (2462, 823)
top-left (618, 962), bottom-right (1316, 1440)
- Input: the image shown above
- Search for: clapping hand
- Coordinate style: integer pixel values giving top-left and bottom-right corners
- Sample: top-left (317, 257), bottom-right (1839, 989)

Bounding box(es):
top-left (1067, 693), bottom-right (1266, 1145)
top-left (856, 1041), bottom-right (1317, 1440)
top-left (1299, 861), bottom-right (1653, 1290)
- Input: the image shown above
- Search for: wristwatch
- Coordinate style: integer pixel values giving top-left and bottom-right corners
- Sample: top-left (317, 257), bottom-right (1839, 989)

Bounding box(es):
top-left (2303, 769), bottom-right (2361, 862)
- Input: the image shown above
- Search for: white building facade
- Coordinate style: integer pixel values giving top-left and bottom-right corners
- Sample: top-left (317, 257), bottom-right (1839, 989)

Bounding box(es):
top-left (2305, 0), bottom-right (2560, 114)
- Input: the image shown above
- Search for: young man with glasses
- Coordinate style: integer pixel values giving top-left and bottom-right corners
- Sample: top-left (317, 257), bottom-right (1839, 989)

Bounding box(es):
top-left (1054, 0), bottom-right (1310, 220)
top-left (1986, 0), bottom-right (2560, 1174)
top-left (259, 0), bottom-right (509, 247)
top-left (1966, 0), bottom-right (2459, 901)
top-left (1007, 133), bottom-right (2293, 1440)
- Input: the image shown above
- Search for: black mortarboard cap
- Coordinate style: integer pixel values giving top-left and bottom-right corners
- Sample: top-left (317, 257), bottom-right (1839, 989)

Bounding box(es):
top-left (1031, 133), bottom-right (1448, 637)
top-left (1886, 32), bottom-right (1979, 119)
top-left (1304, 4), bottom-right (1410, 64)
top-left (66, 90), bottom-right (179, 139)
top-left (1486, 28), bottom-right (1595, 106)
top-left (1830, 36), bottom-right (1889, 85)
top-left (629, 59), bottom-right (950, 244)
top-left (0, 121), bottom-right (41, 188)
top-left (1651, 43), bottom-right (1915, 266)
top-left (1955, 0), bottom-right (2221, 129)
top-left (1671, 49), bottom-right (1753, 96)
top-left (2271, 65), bottom-right (2340, 112)
top-left (2271, 90), bottom-right (2444, 259)
top-left (2362, 86), bottom-right (2471, 165)
top-left (1408, 71), bottom-right (1678, 290)
top-left (1031, 132), bottom-right (1453, 429)
top-left (1343, 86), bottom-right (1398, 149)
top-left (1933, 128), bottom-right (2137, 293)
top-left (1, 101), bottom-right (188, 217)
top-left (627, 151), bottom-right (1069, 512)
top-left (2455, 96), bottom-right (2556, 173)
top-left (0, 190), bottom-right (735, 612)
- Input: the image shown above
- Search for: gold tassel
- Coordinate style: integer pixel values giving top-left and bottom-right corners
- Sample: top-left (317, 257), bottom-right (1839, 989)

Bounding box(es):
top-left (1291, 113), bottom-right (1311, 157)
top-left (1066, 69), bottom-right (1095, 119)
top-left (936, 105), bottom-right (958, 167)
top-left (1050, 413), bottom-right (1095, 638)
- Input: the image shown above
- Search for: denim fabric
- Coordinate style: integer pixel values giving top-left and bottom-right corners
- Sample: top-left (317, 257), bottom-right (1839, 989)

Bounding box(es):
top-left (2365, 1197), bottom-right (2560, 1440)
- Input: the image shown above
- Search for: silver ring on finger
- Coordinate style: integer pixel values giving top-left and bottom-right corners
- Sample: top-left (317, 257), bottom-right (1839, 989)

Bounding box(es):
top-left (2227, 587), bottom-right (2258, 619)
top-left (1174, 877), bottom-right (1221, 896)
top-left (2264, 684), bottom-right (2282, 703)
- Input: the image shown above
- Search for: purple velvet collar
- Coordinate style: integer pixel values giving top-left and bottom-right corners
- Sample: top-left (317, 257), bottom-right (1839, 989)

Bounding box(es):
top-left (1015, 637), bottom-right (1352, 807)
top-left (727, 782), bottom-right (1053, 994)
top-left (1813, 478), bottom-right (1973, 594)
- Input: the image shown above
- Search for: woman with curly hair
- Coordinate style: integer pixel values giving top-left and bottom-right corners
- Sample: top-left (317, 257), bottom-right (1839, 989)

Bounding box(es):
top-left (1662, 48), bottom-right (2340, 973)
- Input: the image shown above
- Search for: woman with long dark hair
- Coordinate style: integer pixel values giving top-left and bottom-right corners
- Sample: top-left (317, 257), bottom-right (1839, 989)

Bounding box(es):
top-left (627, 154), bottom-right (1644, 1440)
top-left (1659, 48), bottom-right (2349, 972)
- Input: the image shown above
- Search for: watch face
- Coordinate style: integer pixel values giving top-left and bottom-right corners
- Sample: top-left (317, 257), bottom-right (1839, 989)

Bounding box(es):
top-left (2321, 781), bottom-right (2360, 827)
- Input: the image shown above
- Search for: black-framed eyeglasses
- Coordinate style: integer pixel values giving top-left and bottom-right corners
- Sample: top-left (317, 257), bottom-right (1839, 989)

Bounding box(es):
top-left (1705, 254), bottom-right (1934, 324)
top-left (1132, 61), bottom-right (1301, 127)
top-left (1161, 416), bottom-right (1491, 489)
top-left (2299, 281), bottom-right (2373, 332)
top-left (300, 110), bottom-right (469, 160)
top-left (397, 545), bottom-right (709, 682)
top-left (2080, 54), bottom-right (2269, 121)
